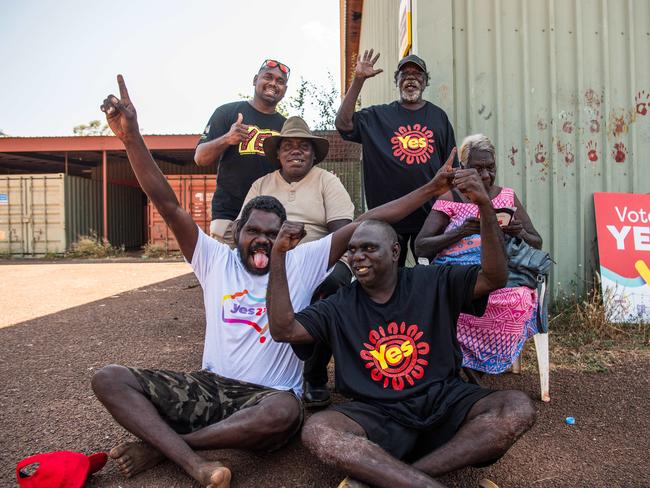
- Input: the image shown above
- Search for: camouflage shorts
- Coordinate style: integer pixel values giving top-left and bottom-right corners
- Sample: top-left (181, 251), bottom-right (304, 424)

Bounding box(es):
top-left (128, 368), bottom-right (303, 440)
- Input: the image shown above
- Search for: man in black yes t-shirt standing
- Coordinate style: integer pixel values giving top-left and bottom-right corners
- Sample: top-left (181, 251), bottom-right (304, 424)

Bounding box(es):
top-left (267, 169), bottom-right (535, 488)
top-left (336, 50), bottom-right (458, 266)
top-left (195, 59), bottom-right (289, 246)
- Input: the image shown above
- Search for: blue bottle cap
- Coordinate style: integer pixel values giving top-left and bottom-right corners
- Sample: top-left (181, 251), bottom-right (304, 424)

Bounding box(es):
top-left (565, 416), bottom-right (576, 425)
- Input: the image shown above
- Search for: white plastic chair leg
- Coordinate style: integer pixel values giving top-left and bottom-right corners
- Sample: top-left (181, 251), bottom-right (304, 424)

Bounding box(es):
top-left (534, 332), bottom-right (550, 402)
top-left (511, 356), bottom-right (522, 374)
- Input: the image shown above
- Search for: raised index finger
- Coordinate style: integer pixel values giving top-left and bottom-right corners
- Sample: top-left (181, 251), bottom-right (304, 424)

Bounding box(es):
top-left (117, 74), bottom-right (130, 101)
top-left (443, 147), bottom-right (457, 170)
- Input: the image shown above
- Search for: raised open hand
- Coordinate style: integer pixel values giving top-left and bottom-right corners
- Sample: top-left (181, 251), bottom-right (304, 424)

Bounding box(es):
top-left (100, 75), bottom-right (139, 141)
top-left (354, 49), bottom-right (383, 80)
top-left (428, 147), bottom-right (457, 196)
top-left (273, 221), bottom-right (307, 253)
top-left (225, 113), bottom-right (250, 146)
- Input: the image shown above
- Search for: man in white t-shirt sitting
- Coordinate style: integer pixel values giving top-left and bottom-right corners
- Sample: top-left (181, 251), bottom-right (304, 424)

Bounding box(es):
top-left (91, 75), bottom-right (457, 488)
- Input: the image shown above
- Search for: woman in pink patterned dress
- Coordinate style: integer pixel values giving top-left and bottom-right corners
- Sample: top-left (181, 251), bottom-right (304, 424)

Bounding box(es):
top-left (415, 134), bottom-right (543, 374)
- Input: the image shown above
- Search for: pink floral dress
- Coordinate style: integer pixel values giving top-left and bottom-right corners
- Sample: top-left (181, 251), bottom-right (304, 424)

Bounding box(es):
top-left (432, 188), bottom-right (538, 373)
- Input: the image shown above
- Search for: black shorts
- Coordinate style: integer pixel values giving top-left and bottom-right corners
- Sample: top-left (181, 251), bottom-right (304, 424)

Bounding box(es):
top-left (128, 367), bottom-right (303, 448)
top-left (332, 383), bottom-right (493, 461)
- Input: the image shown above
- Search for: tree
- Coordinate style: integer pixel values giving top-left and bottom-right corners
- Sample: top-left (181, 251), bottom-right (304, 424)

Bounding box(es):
top-left (0, 129), bottom-right (8, 137)
top-left (303, 72), bottom-right (339, 130)
top-left (73, 120), bottom-right (111, 136)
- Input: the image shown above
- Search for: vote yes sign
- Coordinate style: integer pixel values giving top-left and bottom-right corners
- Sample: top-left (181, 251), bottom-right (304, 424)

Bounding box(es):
top-left (594, 192), bottom-right (650, 323)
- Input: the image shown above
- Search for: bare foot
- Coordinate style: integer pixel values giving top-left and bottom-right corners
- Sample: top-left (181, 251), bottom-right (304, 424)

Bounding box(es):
top-left (109, 441), bottom-right (165, 478)
top-left (196, 461), bottom-right (232, 488)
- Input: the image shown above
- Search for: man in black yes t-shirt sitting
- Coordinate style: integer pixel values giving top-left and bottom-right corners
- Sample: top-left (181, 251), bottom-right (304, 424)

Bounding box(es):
top-left (267, 170), bottom-right (536, 488)
top-left (195, 59), bottom-right (289, 246)
top-left (336, 50), bottom-right (458, 267)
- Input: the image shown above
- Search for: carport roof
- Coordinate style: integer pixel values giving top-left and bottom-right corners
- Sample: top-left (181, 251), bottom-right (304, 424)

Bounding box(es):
top-left (0, 134), bottom-right (201, 174)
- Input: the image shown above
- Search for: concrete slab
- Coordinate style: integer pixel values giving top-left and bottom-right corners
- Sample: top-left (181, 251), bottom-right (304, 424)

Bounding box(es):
top-left (0, 262), bottom-right (192, 328)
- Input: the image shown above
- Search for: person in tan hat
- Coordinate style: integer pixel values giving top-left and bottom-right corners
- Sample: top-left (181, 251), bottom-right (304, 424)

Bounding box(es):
top-left (239, 116), bottom-right (355, 407)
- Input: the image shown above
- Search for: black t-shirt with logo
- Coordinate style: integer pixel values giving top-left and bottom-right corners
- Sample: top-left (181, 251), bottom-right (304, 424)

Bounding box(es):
top-left (197, 101), bottom-right (286, 220)
top-left (295, 264), bottom-right (487, 428)
top-left (339, 101), bottom-right (457, 234)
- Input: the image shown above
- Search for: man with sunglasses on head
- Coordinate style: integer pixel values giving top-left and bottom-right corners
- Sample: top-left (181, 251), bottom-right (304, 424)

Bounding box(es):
top-left (336, 50), bottom-right (458, 267)
top-left (195, 59), bottom-right (290, 246)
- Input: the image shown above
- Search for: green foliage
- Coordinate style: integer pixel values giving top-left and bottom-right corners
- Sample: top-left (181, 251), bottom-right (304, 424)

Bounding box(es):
top-left (288, 73), bottom-right (339, 130)
top-left (548, 280), bottom-right (649, 373)
top-left (73, 120), bottom-right (111, 136)
top-left (142, 242), bottom-right (180, 259)
top-left (66, 231), bottom-right (125, 258)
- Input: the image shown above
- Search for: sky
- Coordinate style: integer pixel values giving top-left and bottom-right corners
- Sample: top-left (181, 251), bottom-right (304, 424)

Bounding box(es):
top-left (0, 0), bottom-right (341, 136)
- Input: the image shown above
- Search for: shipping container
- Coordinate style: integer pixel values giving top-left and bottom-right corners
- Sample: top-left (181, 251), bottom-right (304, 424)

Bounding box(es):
top-left (0, 173), bottom-right (144, 255)
top-left (352, 0), bottom-right (650, 294)
top-left (148, 175), bottom-right (215, 251)
top-left (0, 174), bottom-right (66, 255)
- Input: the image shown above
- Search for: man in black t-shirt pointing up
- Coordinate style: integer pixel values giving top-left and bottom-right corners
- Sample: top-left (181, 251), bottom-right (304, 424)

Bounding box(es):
top-left (267, 168), bottom-right (536, 488)
top-left (195, 59), bottom-right (289, 246)
top-left (336, 50), bottom-right (458, 266)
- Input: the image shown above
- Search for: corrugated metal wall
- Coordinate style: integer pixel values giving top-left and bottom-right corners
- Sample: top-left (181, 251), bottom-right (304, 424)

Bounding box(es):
top-left (357, 0), bottom-right (650, 294)
top-left (65, 176), bottom-right (143, 249)
top-left (107, 183), bottom-right (143, 249)
top-left (65, 175), bottom-right (102, 248)
top-left (148, 175), bottom-right (215, 251)
top-left (356, 0), bottom-right (402, 108)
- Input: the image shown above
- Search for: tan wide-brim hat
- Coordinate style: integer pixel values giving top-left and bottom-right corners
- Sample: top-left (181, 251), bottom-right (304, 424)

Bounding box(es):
top-left (263, 116), bottom-right (329, 166)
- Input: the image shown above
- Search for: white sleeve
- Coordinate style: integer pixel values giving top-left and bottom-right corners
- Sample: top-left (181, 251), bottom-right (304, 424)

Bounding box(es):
top-left (189, 227), bottom-right (230, 286)
top-left (286, 234), bottom-right (333, 292)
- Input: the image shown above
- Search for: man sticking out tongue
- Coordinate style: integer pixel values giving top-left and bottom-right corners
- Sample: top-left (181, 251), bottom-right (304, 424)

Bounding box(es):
top-left (253, 249), bottom-right (269, 269)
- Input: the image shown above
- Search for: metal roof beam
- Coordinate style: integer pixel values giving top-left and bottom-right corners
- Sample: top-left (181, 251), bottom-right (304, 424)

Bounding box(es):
top-left (151, 152), bottom-right (189, 166)
top-left (0, 152), bottom-right (99, 167)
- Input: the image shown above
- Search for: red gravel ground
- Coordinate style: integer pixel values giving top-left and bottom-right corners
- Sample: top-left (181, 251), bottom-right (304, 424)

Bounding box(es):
top-left (1, 272), bottom-right (648, 488)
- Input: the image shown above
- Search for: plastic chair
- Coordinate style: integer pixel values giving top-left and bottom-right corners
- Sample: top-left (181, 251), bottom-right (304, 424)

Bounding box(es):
top-left (417, 257), bottom-right (550, 402)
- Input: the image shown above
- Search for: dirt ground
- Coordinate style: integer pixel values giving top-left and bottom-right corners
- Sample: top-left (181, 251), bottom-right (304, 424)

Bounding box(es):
top-left (1, 271), bottom-right (649, 488)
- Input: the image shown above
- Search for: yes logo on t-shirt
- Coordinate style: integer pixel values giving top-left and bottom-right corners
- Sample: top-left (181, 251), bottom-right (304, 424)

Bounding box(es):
top-left (390, 124), bottom-right (435, 165)
top-left (239, 126), bottom-right (281, 156)
top-left (221, 288), bottom-right (269, 343)
top-left (359, 321), bottom-right (430, 391)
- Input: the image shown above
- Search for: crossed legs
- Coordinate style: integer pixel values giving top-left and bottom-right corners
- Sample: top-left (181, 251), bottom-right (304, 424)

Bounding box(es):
top-left (91, 364), bottom-right (301, 487)
top-left (301, 390), bottom-right (536, 488)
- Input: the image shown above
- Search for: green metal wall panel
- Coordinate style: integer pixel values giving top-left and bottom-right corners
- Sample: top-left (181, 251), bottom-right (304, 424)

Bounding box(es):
top-left (65, 176), bottom-right (144, 249)
top-left (107, 183), bottom-right (144, 249)
top-left (65, 175), bottom-right (102, 248)
top-left (356, 0), bottom-right (402, 108)
top-left (358, 0), bottom-right (650, 294)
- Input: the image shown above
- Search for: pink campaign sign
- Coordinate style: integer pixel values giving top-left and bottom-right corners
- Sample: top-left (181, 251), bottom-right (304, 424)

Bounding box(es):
top-left (594, 192), bottom-right (650, 323)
